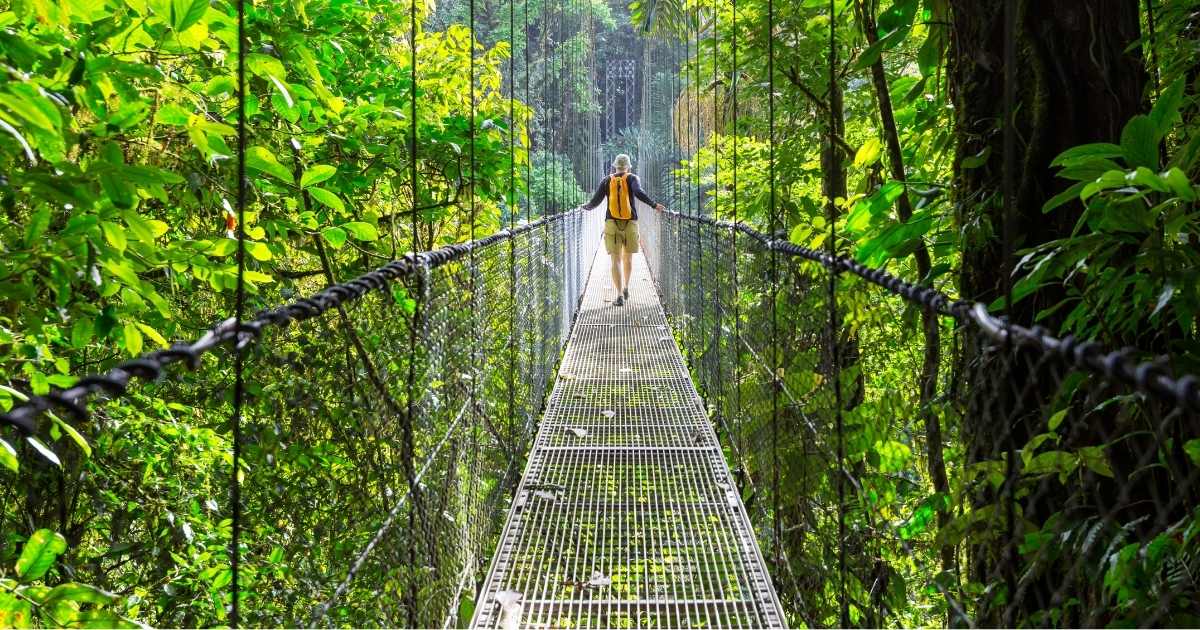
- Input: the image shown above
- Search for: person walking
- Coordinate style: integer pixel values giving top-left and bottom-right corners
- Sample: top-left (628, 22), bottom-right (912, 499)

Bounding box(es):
top-left (579, 154), bottom-right (666, 306)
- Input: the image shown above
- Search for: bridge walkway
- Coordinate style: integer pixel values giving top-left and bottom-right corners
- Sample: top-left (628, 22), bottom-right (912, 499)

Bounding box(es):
top-left (471, 249), bottom-right (785, 629)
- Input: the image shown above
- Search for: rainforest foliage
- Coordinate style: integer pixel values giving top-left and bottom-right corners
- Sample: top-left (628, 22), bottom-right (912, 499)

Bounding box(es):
top-left (1, 0), bottom-right (1199, 626)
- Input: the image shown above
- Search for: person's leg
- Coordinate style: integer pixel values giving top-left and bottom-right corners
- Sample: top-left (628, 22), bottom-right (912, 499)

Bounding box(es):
top-left (603, 219), bottom-right (623, 302)
top-left (622, 251), bottom-right (633, 292)
top-left (610, 250), bottom-right (622, 293)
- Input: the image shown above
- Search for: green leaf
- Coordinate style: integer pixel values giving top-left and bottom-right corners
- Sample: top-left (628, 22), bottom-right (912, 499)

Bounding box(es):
top-left (245, 146), bottom-right (294, 183)
top-left (321, 226), bottom-right (347, 249)
top-left (171, 0), bottom-right (208, 32)
top-left (877, 0), bottom-right (919, 34)
top-left (246, 54), bottom-right (286, 80)
top-left (1078, 446), bottom-right (1113, 478)
top-left (135, 322), bottom-right (169, 349)
top-left (1024, 450), bottom-right (1077, 477)
top-left (51, 415), bottom-right (91, 458)
top-left (123, 322), bottom-right (143, 356)
top-left (1120, 115), bottom-right (1160, 169)
top-left (246, 241), bottom-right (272, 261)
top-left (207, 238), bottom-right (239, 257)
top-left (301, 165), bottom-right (337, 188)
top-left (24, 207), bottom-right (50, 245)
top-left (0, 438), bottom-right (17, 473)
top-left (1184, 439), bottom-right (1200, 467)
top-left (342, 221), bottom-right (378, 241)
top-left (16, 529), bottom-right (67, 581)
top-left (101, 221), bottom-right (127, 252)
top-left (874, 440), bottom-right (912, 473)
top-left (1047, 409), bottom-right (1067, 431)
top-left (1042, 181), bottom-right (1087, 214)
top-left (1150, 77), bottom-right (1186, 136)
top-left (1162, 167), bottom-right (1196, 201)
top-left (961, 146), bottom-right (991, 169)
top-left (307, 187), bottom-right (345, 213)
top-left (0, 591), bottom-right (32, 627)
top-left (854, 138), bottom-right (882, 168)
top-left (41, 583), bottom-right (116, 606)
top-left (1051, 143), bottom-right (1124, 168)
top-left (154, 103), bottom-right (191, 126)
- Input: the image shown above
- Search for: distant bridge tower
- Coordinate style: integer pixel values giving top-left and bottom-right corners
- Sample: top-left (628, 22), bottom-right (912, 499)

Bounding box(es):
top-left (603, 59), bottom-right (637, 145)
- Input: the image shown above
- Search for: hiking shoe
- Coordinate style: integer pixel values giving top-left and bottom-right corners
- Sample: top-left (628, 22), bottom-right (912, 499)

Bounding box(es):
top-left (614, 295), bottom-right (625, 306)
top-left (623, 288), bottom-right (629, 300)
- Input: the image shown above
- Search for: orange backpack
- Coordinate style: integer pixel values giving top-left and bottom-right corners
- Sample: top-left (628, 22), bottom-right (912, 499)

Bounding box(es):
top-left (607, 174), bottom-right (634, 220)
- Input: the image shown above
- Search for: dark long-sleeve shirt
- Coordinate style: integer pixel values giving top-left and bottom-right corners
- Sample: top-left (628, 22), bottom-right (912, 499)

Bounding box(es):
top-left (583, 173), bottom-right (658, 220)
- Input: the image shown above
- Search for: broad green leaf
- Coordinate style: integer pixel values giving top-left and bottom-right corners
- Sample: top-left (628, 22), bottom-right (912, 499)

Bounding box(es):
top-left (0, 438), bottom-right (17, 473)
top-left (123, 322), bottom-right (143, 356)
top-left (246, 54), bottom-right (286, 80)
top-left (1120, 115), bottom-right (1160, 169)
top-left (135, 322), bottom-right (169, 349)
top-left (854, 138), bottom-right (882, 168)
top-left (1041, 181), bottom-right (1087, 214)
top-left (24, 207), bottom-right (50, 245)
top-left (1051, 143), bottom-right (1124, 168)
top-left (1078, 446), bottom-right (1113, 478)
top-left (301, 165), bottom-right (337, 188)
top-left (101, 221), bottom-right (127, 252)
top-left (1162, 167), bottom-right (1195, 201)
top-left (0, 91), bottom-right (56, 131)
top-left (41, 583), bottom-right (116, 606)
top-left (16, 529), bottom-right (67, 581)
top-left (322, 226), bottom-right (347, 249)
top-left (874, 440), bottom-right (912, 473)
top-left (171, 0), bottom-right (208, 31)
top-left (1150, 77), bottom-right (1186, 136)
top-left (246, 241), bottom-right (272, 261)
top-left (308, 187), bottom-right (345, 212)
top-left (155, 103), bottom-right (191, 126)
top-left (51, 414), bottom-right (91, 458)
top-left (245, 146), bottom-right (294, 183)
top-left (0, 591), bottom-right (32, 627)
top-left (1024, 450), bottom-right (1077, 477)
top-left (342, 221), bottom-right (378, 241)
top-left (1184, 439), bottom-right (1200, 466)
top-left (961, 146), bottom-right (991, 169)
top-left (207, 238), bottom-right (238, 257)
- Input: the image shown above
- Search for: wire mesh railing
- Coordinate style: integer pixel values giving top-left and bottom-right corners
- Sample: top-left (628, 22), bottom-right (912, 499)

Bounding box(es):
top-left (1, 209), bottom-right (603, 628)
top-left (641, 206), bottom-right (1200, 628)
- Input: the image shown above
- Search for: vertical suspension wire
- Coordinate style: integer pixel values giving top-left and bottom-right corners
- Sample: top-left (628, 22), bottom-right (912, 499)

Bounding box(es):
top-left (230, 0), bottom-right (247, 623)
top-left (505, 0), bottom-right (518, 468)
top-left (467, 0), bottom-right (482, 597)
top-left (524, 0), bottom-right (531, 225)
top-left (826, 0), bottom-right (848, 625)
top-left (710, 0), bottom-right (722, 433)
top-left (730, 0), bottom-right (743, 478)
top-left (767, 0), bottom-right (781, 573)
top-left (694, 0), bottom-right (705, 373)
top-left (404, 0), bottom-right (421, 622)
top-left (1000, 0), bottom-right (1018, 624)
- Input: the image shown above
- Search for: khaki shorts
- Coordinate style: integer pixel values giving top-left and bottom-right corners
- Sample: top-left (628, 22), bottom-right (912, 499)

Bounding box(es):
top-left (603, 218), bottom-right (640, 255)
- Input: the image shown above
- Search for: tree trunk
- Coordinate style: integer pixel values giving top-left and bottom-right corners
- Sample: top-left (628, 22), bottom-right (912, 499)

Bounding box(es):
top-left (948, 0), bottom-right (1146, 624)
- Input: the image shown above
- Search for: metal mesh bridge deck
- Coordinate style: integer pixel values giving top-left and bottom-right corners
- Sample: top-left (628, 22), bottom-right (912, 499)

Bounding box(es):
top-left (472, 251), bottom-right (785, 629)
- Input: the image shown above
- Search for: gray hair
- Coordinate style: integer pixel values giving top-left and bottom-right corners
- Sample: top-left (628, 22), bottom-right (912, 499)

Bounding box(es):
top-left (612, 154), bottom-right (631, 172)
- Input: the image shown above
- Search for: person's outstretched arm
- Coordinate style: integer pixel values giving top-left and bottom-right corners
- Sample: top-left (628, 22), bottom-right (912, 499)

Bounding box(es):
top-left (629, 175), bottom-right (667, 211)
top-left (580, 176), bottom-right (609, 210)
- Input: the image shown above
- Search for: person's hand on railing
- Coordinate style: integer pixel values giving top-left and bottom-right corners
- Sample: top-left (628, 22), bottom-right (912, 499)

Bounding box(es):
top-left (655, 203), bottom-right (666, 212)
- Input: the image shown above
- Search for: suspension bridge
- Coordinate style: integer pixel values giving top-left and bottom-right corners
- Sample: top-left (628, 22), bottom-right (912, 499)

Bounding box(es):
top-left (2, 0), bottom-right (1198, 625)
